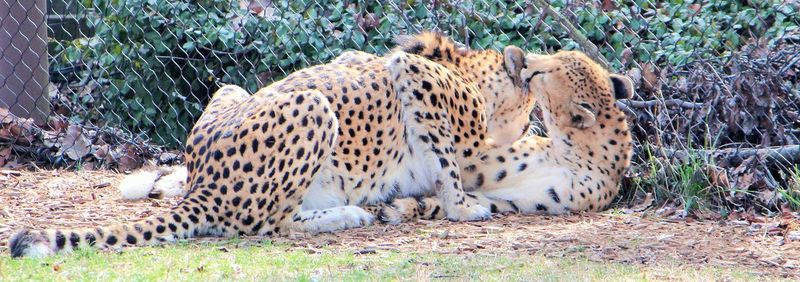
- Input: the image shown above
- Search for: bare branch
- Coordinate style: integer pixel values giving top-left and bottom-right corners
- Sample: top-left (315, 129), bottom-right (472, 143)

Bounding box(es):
top-left (656, 145), bottom-right (800, 167)
top-left (614, 101), bottom-right (638, 117)
top-left (620, 99), bottom-right (705, 109)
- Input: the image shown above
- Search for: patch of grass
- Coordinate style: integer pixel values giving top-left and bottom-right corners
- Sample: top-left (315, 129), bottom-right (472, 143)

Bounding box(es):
top-left (628, 146), bottom-right (720, 213)
top-left (0, 240), bottom-right (776, 281)
top-left (670, 151), bottom-right (713, 212)
top-left (778, 165), bottom-right (800, 210)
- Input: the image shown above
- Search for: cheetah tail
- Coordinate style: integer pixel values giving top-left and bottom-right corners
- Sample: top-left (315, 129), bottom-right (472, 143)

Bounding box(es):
top-left (119, 165), bottom-right (188, 200)
top-left (9, 201), bottom-right (209, 258)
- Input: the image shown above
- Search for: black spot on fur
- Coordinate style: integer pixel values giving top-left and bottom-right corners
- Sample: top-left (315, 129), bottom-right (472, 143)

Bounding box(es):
top-left (438, 158), bottom-right (449, 168)
top-left (496, 170), bottom-right (507, 182)
top-left (69, 232), bottom-right (81, 248)
top-left (421, 81), bottom-right (433, 91)
top-left (9, 229), bottom-right (38, 258)
top-left (106, 235), bottom-right (118, 245)
top-left (265, 136), bottom-right (276, 148)
top-left (85, 233), bottom-right (96, 246)
top-left (54, 231), bottom-right (66, 249)
top-left (548, 187), bottom-right (561, 203)
top-left (403, 41), bottom-right (425, 54)
top-left (430, 205), bottom-right (441, 217)
top-left (507, 200), bottom-right (519, 212)
top-left (412, 90), bottom-right (424, 100)
top-left (242, 215), bottom-right (254, 226)
top-left (432, 47), bottom-right (442, 58)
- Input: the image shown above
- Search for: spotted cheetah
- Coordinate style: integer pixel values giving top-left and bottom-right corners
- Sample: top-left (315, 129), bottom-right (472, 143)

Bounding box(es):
top-left (375, 51), bottom-right (635, 224)
top-left (8, 32), bottom-right (539, 257)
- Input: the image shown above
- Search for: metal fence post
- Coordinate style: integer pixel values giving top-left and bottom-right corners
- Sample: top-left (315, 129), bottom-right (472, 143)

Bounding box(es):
top-left (1, 0), bottom-right (51, 125)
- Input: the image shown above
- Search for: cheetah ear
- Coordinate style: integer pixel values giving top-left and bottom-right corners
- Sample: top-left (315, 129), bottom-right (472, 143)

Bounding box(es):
top-left (610, 74), bottom-right (634, 100)
top-left (395, 34), bottom-right (423, 54)
top-left (503, 46), bottom-right (525, 89)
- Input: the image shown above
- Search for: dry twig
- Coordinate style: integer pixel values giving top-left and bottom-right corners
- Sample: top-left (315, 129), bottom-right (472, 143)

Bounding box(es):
top-left (657, 145), bottom-right (800, 166)
top-left (619, 99), bottom-right (705, 109)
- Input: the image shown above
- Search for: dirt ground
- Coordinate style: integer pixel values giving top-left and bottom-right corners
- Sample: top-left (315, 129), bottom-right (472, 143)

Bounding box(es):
top-left (1, 169), bottom-right (799, 278)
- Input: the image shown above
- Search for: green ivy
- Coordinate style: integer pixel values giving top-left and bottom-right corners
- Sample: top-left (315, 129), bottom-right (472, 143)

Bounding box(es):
top-left (48, 0), bottom-right (799, 147)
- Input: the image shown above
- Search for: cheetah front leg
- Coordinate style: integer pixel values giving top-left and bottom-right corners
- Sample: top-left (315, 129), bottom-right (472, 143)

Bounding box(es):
top-left (387, 52), bottom-right (490, 222)
top-left (239, 88), bottom-right (373, 236)
top-left (291, 167), bottom-right (374, 234)
top-left (374, 191), bottom-right (531, 224)
top-left (290, 206), bottom-right (374, 234)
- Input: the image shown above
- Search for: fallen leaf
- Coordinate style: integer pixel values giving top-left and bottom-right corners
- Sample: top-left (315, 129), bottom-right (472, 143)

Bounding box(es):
top-left (601, 0), bottom-right (617, 11)
top-left (706, 166), bottom-right (730, 188)
top-left (641, 63), bottom-right (661, 93)
top-left (0, 148), bottom-right (11, 167)
top-left (60, 125), bottom-right (92, 160)
top-left (688, 4), bottom-right (702, 15)
top-left (624, 193), bottom-right (654, 214)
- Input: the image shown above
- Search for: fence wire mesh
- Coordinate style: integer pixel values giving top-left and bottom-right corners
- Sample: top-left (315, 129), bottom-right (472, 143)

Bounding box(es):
top-left (1, 0), bottom-right (799, 211)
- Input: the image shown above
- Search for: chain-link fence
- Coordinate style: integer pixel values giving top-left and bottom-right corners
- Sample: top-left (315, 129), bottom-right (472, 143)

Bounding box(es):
top-left (1, 0), bottom-right (799, 211)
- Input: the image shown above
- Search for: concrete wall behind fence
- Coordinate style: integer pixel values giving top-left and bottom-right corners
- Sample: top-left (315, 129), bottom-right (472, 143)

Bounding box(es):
top-left (1, 0), bottom-right (51, 125)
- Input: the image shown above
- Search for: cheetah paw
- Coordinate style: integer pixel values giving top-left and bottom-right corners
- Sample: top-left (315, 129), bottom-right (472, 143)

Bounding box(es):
top-left (377, 199), bottom-right (419, 225)
top-left (445, 203), bottom-right (491, 222)
top-left (378, 207), bottom-right (402, 225)
top-left (298, 206), bottom-right (375, 234)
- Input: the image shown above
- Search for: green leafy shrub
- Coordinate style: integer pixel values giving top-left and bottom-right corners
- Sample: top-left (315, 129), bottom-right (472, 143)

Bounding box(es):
top-left (48, 0), bottom-right (798, 147)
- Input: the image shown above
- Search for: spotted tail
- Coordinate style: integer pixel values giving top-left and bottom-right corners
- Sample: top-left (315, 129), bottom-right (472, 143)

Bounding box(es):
top-left (9, 201), bottom-right (210, 258)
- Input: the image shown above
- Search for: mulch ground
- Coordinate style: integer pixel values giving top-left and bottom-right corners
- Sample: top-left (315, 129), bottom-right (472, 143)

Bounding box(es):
top-left (1, 169), bottom-right (799, 278)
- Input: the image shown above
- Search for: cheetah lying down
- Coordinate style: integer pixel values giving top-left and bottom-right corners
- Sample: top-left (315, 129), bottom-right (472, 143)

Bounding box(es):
top-left (377, 51), bottom-right (634, 223)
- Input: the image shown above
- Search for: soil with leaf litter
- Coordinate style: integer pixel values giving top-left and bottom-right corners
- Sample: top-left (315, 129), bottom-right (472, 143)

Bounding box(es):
top-left (1, 169), bottom-right (799, 278)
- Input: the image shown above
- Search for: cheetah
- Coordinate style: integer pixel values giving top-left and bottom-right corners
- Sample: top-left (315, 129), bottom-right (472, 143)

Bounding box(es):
top-left (8, 33), bottom-right (539, 257)
top-left (374, 50), bottom-right (635, 224)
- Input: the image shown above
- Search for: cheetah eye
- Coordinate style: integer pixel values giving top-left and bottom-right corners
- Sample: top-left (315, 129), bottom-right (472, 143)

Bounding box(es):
top-left (524, 71), bottom-right (545, 85)
top-left (578, 102), bottom-right (593, 111)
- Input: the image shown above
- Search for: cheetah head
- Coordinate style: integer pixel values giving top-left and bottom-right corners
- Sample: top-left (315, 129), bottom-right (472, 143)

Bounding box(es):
top-left (395, 32), bottom-right (538, 147)
top-left (518, 51), bottom-right (634, 130)
top-left (481, 45), bottom-right (538, 147)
